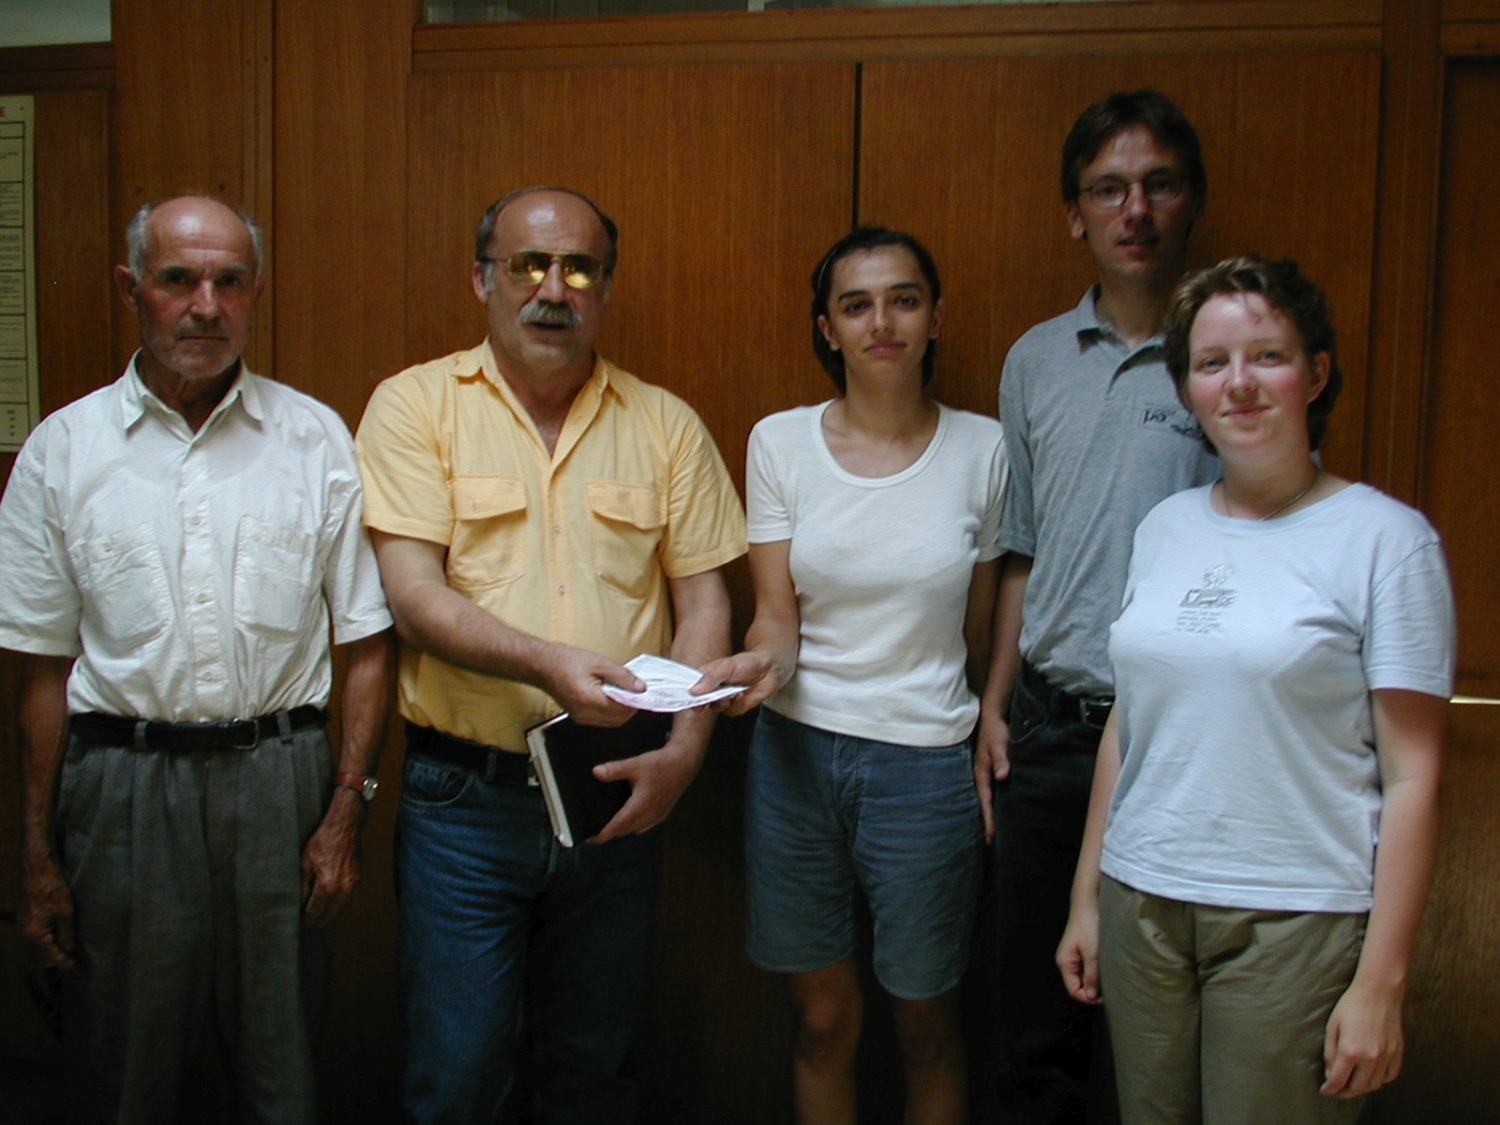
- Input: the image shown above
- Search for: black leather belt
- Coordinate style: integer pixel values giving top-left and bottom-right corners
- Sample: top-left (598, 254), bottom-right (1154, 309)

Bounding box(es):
top-left (405, 723), bottom-right (532, 785)
top-left (71, 705), bottom-right (326, 752)
top-left (1020, 661), bottom-right (1114, 731)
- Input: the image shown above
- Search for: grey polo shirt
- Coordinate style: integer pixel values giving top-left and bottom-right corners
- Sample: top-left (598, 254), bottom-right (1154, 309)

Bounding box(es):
top-left (998, 286), bottom-right (1221, 698)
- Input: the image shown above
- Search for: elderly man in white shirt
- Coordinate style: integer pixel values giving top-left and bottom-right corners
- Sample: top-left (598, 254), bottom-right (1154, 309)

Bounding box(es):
top-left (0, 194), bottom-right (395, 1125)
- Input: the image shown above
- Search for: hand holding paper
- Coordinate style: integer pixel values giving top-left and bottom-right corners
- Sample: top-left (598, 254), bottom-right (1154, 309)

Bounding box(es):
top-left (601, 654), bottom-right (747, 713)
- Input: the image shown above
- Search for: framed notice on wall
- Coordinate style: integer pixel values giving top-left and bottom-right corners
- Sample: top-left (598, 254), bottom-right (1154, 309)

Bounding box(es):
top-left (0, 96), bottom-right (38, 452)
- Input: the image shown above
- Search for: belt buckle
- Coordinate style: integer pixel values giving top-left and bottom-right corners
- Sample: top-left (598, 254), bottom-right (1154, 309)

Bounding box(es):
top-left (1077, 697), bottom-right (1113, 730)
top-left (222, 719), bottom-right (259, 750)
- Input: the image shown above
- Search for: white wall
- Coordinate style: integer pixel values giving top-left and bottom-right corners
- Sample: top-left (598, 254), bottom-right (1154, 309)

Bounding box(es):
top-left (0, 0), bottom-right (110, 47)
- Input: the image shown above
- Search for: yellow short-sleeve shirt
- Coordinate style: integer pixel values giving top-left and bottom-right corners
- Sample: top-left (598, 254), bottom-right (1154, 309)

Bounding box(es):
top-left (356, 341), bottom-right (747, 751)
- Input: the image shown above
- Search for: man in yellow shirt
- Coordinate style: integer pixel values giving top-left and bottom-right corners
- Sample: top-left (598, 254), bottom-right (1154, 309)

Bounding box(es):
top-left (355, 187), bottom-right (746, 1125)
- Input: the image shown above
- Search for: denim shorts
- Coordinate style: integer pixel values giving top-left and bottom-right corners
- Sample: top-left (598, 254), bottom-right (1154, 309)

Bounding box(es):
top-left (744, 708), bottom-right (983, 1000)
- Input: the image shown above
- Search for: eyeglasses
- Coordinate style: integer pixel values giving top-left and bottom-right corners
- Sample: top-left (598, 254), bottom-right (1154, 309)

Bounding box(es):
top-left (485, 250), bottom-right (606, 290)
top-left (1078, 174), bottom-right (1186, 210)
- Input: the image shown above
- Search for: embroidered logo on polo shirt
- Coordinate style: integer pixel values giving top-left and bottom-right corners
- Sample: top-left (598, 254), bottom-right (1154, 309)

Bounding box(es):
top-left (1140, 405), bottom-right (1204, 442)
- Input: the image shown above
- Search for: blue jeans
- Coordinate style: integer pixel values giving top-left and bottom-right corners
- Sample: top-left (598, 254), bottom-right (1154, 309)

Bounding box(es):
top-left (396, 749), bottom-right (663, 1125)
top-left (987, 665), bottom-right (1118, 1125)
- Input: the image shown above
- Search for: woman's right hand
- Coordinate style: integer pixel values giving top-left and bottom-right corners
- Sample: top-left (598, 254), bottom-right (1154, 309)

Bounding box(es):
top-left (692, 650), bottom-right (787, 716)
top-left (972, 705), bottom-right (1012, 842)
top-left (1056, 901), bottom-right (1102, 1005)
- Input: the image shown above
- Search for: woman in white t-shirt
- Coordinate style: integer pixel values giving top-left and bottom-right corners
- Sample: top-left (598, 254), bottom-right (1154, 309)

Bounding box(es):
top-left (1056, 256), bottom-right (1454, 1124)
top-left (694, 227), bottom-right (1007, 1124)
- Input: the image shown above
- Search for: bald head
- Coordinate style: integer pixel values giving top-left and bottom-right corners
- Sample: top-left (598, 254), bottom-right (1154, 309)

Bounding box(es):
top-left (476, 186), bottom-right (617, 284)
top-left (127, 194), bottom-right (263, 281)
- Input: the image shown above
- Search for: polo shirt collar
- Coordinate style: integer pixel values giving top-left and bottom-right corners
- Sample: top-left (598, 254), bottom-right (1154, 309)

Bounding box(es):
top-left (1075, 285), bottom-right (1165, 356)
top-left (1075, 285), bottom-right (1107, 339)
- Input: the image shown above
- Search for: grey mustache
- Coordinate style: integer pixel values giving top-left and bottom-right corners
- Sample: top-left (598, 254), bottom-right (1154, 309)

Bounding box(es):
top-left (521, 301), bottom-right (581, 328)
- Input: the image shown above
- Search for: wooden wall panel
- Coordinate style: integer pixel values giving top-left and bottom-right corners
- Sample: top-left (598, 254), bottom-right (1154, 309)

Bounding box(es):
top-left (405, 59), bottom-right (855, 1124)
top-left (1421, 60), bottom-right (1499, 699)
top-left (406, 61), bottom-right (857, 472)
top-left (0, 43), bottom-right (112, 93)
top-left (1367, 705), bottom-right (1500, 1121)
top-left (412, 0), bottom-right (1382, 71)
top-left (270, 3), bottom-right (414, 1117)
top-left (1363, 0), bottom-right (1442, 502)
top-left (858, 51), bottom-right (1381, 481)
top-left (273, 0), bottom-right (412, 424)
top-left (110, 0), bottom-right (264, 373)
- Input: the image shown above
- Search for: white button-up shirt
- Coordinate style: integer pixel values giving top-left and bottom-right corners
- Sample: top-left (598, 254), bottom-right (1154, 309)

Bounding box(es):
top-left (0, 357), bottom-right (392, 721)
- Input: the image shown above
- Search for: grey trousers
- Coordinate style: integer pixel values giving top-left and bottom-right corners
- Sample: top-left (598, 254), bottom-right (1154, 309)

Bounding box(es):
top-left (1098, 876), bottom-right (1368, 1125)
top-left (58, 724), bottom-right (335, 1125)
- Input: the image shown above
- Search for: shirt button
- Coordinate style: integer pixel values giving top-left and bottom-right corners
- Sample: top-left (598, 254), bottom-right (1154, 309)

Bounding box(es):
top-left (197, 592), bottom-right (210, 604)
top-left (553, 525), bottom-right (561, 534)
top-left (557, 585), bottom-right (566, 596)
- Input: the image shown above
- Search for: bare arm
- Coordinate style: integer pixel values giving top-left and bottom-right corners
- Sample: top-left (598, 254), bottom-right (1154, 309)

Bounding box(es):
top-left (963, 557), bottom-right (1001, 838)
top-left (964, 558), bottom-right (1001, 694)
top-left (370, 530), bottom-right (642, 726)
top-left (973, 553), bottom-right (1031, 836)
top-left (1055, 705), bottom-right (1122, 1005)
top-left (1320, 688), bottom-right (1445, 1099)
top-left (591, 567), bottom-right (732, 842)
top-left (18, 653), bottom-right (76, 969)
top-left (300, 628), bottom-right (396, 926)
top-left (691, 540), bottom-right (799, 716)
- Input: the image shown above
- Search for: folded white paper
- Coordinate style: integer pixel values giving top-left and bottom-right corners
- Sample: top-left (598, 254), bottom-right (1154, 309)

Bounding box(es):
top-left (602, 653), bottom-right (746, 713)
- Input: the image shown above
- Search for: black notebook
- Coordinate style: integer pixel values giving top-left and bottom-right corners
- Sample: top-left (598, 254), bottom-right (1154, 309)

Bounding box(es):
top-left (526, 711), bottom-right (673, 847)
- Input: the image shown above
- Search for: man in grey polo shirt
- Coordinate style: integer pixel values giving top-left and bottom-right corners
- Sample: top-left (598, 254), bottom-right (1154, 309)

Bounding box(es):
top-left (975, 90), bottom-right (1220, 1124)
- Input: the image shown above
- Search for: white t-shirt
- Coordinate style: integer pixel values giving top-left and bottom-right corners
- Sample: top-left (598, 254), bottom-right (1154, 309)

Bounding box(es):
top-left (748, 401), bottom-right (1008, 747)
top-left (1102, 483), bottom-right (1455, 914)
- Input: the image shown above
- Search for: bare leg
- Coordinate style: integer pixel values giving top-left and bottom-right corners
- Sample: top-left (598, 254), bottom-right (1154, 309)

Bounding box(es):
top-left (789, 959), bottom-right (863, 1125)
top-left (892, 988), bottom-right (966, 1125)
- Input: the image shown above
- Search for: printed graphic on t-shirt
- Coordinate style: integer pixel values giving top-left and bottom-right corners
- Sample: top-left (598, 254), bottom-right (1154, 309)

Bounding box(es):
top-left (1139, 405), bottom-right (1204, 442)
top-left (1176, 564), bottom-right (1234, 633)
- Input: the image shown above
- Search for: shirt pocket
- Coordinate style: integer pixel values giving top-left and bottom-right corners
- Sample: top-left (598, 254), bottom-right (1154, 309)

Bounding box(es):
top-left (586, 480), bottom-right (666, 600)
top-left (70, 528), bottom-right (172, 648)
top-left (446, 475), bottom-right (527, 593)
top-left (234, 516), bottom-right (319, 638)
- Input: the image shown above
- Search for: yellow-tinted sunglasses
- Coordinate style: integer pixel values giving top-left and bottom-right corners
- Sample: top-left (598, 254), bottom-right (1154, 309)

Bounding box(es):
top-left (493, 250), bottom-right (605, 290)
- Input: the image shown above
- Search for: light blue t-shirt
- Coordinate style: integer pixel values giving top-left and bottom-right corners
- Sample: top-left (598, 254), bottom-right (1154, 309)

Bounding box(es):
top-left (1103, 483), bottom-right (1455, 913)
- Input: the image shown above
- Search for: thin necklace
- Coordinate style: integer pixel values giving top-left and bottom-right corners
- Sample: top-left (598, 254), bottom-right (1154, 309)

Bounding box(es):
top-left (1220, 469), bottom-right (1320, 521)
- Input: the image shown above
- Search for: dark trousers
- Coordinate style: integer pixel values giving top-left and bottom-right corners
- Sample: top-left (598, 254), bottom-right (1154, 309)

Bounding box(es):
top-left (985, 663), bottom-right (1119, 1125)
top-left (59, 728), bottom-right (334, 1125)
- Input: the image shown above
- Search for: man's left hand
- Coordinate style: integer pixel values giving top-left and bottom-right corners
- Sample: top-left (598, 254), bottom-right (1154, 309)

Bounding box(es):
top-left (588, 736), bottom-right (707, 843)
top-left (300, 790), bottom-right (364, 926)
